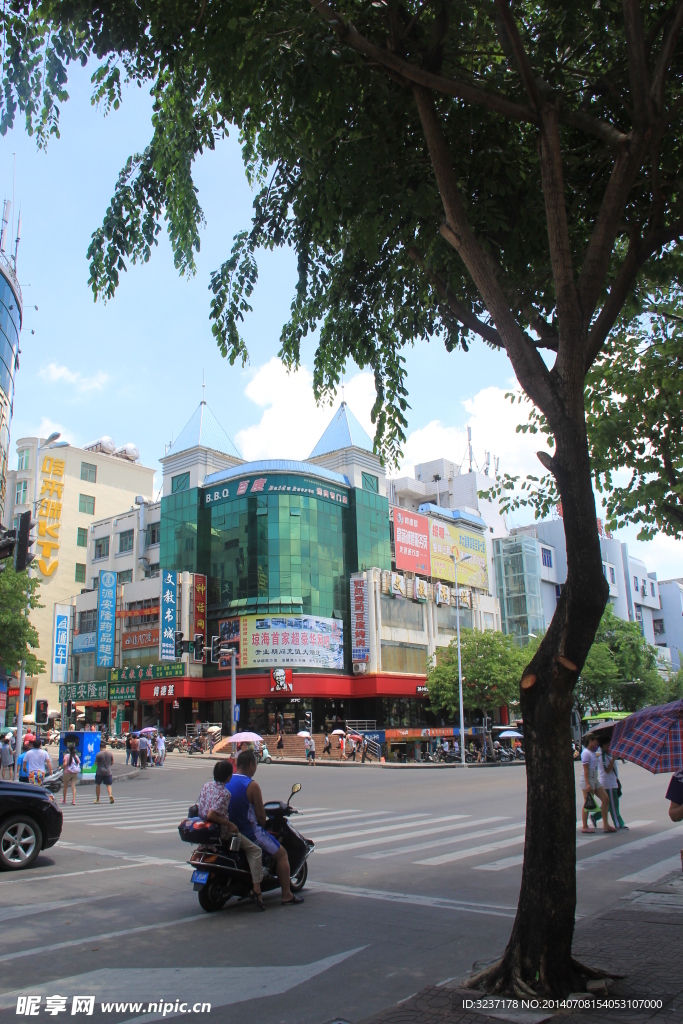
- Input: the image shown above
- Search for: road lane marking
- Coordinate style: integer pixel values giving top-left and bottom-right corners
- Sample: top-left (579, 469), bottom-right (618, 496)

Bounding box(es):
top-left (0, 893), bottom-right (119, 916)
top-left (474, 854), bottom-right (524, 872)
top-left (415, 835), bottom-right (526, 866)
top-left (307, 881), bottom-right (516, 917)
top-left (0, 915), bottom-right (207, 963)
top-left (314, 818), bottom-right (494, 855)
top-left (359, 821), bottom-right (521, 859)
top-left (0, 862), bottom-right (177, 887)
top-left (311, 814), bottom-right (468, 845)
top-left (576, 825), bottom-right (683, 869)
top-left (618, 856), bottom-right (682, 883)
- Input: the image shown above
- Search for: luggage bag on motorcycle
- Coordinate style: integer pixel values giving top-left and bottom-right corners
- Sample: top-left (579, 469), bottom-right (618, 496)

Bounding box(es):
top-left (178, 817), bottom-right (221, 843)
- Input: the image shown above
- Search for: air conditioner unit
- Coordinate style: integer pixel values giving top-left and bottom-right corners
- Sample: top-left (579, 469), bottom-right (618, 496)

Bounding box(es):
top-left (353, 663), bottom-right (368, 674)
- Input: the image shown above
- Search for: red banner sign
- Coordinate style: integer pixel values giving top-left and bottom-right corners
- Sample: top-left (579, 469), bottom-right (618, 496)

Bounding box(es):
top-left (194, 574), bottom-right (207, 664)
top-left (122, 628), bottom-right (159, 649)
top-left (393, 510), bottom-right (431, 575)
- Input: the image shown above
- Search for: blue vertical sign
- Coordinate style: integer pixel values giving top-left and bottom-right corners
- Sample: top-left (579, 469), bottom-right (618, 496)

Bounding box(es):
top-left (96, 571), bottom-right (117, 668)
top-left (52, 605), bottom-right (71, 684)
top-left (160, 570), bottom-right (178, 660)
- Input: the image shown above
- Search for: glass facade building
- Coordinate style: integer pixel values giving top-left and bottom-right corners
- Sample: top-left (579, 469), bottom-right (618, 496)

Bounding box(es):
top-left (159, 462), bottom-right (391, 672)
top-left (493, 535), bottom-right (544, 644)
top-left (0, 257), bottom-right (22, 520)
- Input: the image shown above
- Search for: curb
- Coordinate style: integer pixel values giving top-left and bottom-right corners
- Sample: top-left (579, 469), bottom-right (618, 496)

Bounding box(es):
top-left (76, 767), bottom-right (141, 784)
top-left (161, 753), bottom-right (525, 769)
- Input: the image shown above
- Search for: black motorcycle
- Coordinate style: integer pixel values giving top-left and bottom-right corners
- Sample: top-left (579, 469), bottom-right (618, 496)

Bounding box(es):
top-left (178, 782), bottom-right (313, 912)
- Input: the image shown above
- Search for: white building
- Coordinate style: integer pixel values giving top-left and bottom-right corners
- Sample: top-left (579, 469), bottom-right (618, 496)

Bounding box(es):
top-left (2, 434), bottom-right (154, 713)
top-left (656, 579), bottom-right (683, 670)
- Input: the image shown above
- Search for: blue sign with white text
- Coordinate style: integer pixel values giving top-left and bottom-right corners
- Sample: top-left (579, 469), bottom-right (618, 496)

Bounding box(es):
top-left (160, 570), bottom-right (178, 660)
top-left (96, 571), bottom-right (117, 668)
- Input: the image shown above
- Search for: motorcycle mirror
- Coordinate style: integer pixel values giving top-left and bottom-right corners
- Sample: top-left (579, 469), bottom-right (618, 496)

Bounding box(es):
top-left (290, 782), bottom-right (301, 796)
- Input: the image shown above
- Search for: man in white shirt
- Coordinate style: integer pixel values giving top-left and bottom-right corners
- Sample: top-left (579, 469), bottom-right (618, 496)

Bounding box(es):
top-left (156, 732), bottom-right (166, 766)
top-left (443, 739), bottom-right (450, 754)
top-left (24, 739), bottom-right (52, 785)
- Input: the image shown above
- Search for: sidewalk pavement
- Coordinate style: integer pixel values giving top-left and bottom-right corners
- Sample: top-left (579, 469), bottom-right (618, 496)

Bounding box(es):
top-left (353, 871), bottom-right (683, 1024)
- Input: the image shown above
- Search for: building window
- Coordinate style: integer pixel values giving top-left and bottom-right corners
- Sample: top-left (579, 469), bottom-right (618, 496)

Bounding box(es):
top-left (633, 575), bottom-right (639, 593)
top-left (94, 536), bottom-right (109, 560)
top-left (146, 521), bottom-right (160, 546)
top-left (81, 462), bottom-right (97, 483)
top-left (75, 563), bottom-right (86, 584)
top-left (602, 563), bottom-right (607, 578)
top-left (118, 569), bottom-right (133, 584)
top-left (541, 547), bottom-right (553, 568)
top-left (362, 472), bottom-right (378, 493)
top-left (653, 618), bottom-right (665, 636)
top-left (119, 529), bottom-right (134, 553)
top-left (79, 494), bottom-right (95, 515)
top-left (172, 472), bottom-right (190, 494)
top-left (14, 480), bottom-right (27, 505)
top-left (609, 566), bottom-right (616, 584)
top-left (91, 578), bottom-right (100, 590)
top-left (78, 608), bottom-right (97, 632)
top-left (17, 449), bottom-right (29, 471)
top-left (145, 562), bottom-right (160, 578)
top-left (650, 581), bottom-right (655, 597)
top-left (77, 527), bottom-right (88, 548)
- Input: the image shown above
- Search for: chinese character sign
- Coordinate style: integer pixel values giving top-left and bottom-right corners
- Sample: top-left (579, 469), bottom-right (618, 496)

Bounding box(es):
top-left (393, 510), bottom-right (431, 575)
top-left (59, 682), bottom-right (108, 702)
top-left (37, 454), bottom-right (66, 578)
top-left (428, 518), bottom-right (489, 590)
top-left (243, 615), bottom-right (343, 670)
top-left (51, 605), bottom-right (71, 684)
top-left (160, 570), bottom-right (177, 660)
top-left (350, 576), bottom-right (370, 663)
top-left (96, 571), bottom-right (117, 668)
top-left (194, 573), bottom-right (207, 663)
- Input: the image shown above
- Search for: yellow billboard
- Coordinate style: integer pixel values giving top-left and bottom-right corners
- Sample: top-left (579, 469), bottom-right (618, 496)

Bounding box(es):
top-left (428, 518), bottom-right (488, 590)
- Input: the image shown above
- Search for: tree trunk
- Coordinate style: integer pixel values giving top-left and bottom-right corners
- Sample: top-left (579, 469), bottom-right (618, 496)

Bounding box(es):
top-left (472, 412), bottom-right (609, 996)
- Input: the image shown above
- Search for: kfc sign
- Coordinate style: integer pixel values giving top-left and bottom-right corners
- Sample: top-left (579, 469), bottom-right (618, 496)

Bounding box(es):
top-left (270, 668), bottom-right (293, 692)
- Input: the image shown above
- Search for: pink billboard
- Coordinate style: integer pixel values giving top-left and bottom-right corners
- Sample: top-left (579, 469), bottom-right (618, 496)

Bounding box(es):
top-left (393, 509), bottom-right (431, 575)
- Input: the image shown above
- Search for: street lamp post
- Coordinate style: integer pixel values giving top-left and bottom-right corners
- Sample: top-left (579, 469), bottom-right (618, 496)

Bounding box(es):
top-left (14, 431), bottom-right (61, 778)
top-left (451, 551), bottom-right (472, 767)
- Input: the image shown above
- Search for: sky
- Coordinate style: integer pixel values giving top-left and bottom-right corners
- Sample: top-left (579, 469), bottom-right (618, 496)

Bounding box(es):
top-left (2, 62), bottom-right (681, 578)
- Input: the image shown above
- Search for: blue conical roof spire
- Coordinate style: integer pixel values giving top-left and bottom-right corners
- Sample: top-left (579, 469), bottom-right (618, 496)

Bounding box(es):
top-left (166, 401), bottom-right (242, 460)
top-left (309, 401), bottom-right (373, 458)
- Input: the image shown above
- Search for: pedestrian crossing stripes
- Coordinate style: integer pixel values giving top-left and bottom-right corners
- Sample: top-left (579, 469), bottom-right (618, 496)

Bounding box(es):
top-left (57, 798), bottom-right (683, 884)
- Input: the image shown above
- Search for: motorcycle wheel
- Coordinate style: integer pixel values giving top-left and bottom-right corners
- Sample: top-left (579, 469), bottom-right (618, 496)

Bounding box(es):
top-left (289, 860), bottom-right (308, 893)
top-left (265, 757), bottom-right (272, 764)
top-left (198, 884), bottom-right (228, 913)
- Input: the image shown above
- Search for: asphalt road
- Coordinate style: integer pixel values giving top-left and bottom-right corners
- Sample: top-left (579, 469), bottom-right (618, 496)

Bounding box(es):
top-left (1, 753), bottom-right (681, 1024)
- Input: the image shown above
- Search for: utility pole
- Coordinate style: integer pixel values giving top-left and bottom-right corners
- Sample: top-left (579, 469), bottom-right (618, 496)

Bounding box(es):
top-left (230, 650), bottom-right (236, 735)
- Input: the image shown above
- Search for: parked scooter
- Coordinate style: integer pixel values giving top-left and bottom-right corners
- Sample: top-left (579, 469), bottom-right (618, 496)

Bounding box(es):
top-left (42, 767), bottom-right (64, 792)
top-left (256, 744), bottom-right (272, 765)
top-left (179, 782), bottom-right (313, 912)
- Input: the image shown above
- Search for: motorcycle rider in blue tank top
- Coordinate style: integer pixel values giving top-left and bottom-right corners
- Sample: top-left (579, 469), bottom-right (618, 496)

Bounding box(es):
top-left (226, 748), bottom-right (304, 904)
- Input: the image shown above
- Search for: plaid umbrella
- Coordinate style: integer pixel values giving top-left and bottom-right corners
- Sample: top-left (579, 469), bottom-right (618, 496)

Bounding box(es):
top-left (610, 698), bottom-right (683, 773)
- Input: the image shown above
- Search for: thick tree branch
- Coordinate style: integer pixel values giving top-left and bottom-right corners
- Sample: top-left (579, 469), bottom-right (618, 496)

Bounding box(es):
top-left (622, 0), bottom-right (655, 125)
top-left (576, 140), bottom-right (644, 329)
top-left (584, 219), bottom-right (683, 370)
top-left (411, 85), bottom-right (556, 414)
top-left (493, 0), bottom-right (543, 111)
top-left (307, 0), bottom-right (629, 146)
top-left (651, 0), bottom-right (683, 112)
top-left (407, 247), bottom-right (559, 352)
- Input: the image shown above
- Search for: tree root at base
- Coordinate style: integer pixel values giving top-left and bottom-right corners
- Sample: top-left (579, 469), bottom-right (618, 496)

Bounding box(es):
top-left (463, 949), bottom-right (622, 997)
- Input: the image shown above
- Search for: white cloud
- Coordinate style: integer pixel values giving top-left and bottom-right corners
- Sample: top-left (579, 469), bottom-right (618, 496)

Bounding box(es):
top-left (39, 362), bottom-right (110, 392)
top-left (235, 358), bottom-right (376, 461)
top-left (33, 416), bottom-right (77, 446)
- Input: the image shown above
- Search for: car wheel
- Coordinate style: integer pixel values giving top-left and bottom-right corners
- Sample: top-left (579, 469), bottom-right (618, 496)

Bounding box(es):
top-left (0, 815), bottom-right (43, 871)
top-left (289, 860), bottom-right (307, 893)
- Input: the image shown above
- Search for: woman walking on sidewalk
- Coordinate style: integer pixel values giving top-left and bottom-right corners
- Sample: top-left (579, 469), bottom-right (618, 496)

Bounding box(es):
top-left (62, 743), bottom-right (80, 805)
top-left (580, 735), bottom-right (615, 833)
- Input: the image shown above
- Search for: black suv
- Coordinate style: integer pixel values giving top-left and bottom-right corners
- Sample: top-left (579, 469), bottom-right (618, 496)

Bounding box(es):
top-left (0, 780), bottom-right (63, 870)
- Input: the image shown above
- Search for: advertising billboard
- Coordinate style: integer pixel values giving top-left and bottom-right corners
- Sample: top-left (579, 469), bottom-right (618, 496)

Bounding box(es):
top-left (193, 574), bottom-right (207, 663)
top-left (52, 604), bottom-right (71, 684)
top-left (96, 572), bottom-right (117, 668)
top-left (160, 570), bottom-right (178, 660)
top-left (393, 509), bottom-right (431, 575)
top-left (428, 518), bottom-right (489, 590)
top-left (122, 628), bottom-right (159, 650)
top-left (350, 576), bottom-right (370, 663)
top-left (218, 614), bottom-right (344, 671)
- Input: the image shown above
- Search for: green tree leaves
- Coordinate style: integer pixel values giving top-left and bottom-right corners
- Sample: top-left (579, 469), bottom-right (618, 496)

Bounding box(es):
top-left (0, 566), bottom-right (45, 679)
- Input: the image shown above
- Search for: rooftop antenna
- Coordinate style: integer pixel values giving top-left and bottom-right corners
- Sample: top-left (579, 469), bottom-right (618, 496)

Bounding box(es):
top-left (467, 425), bottom-right (473, 473)
top-left (484, 450), bottom-right (490, 476)
top-left (13, 208), bottom-right (21, 272)
top-left (202, 369), bottom-right (206, 405)
top-left (341, 370), bottom-right (346, 406)
top-left (0, 200), bottom-right (9, 253)
top-left (494, 456), bottom-right (500, 478)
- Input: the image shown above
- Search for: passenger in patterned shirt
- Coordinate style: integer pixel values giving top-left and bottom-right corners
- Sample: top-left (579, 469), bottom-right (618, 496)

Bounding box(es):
top-left (197, 761), bottom-right (265, 910)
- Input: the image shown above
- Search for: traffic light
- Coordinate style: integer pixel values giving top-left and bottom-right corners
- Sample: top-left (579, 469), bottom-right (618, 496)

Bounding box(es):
top-left (14, 510), bottom-right (37, 572)
top-left (211, 636), bottom-right (220, 663)
top-left (0, 527), bottom-right (16, 570)
top-left (304, 711), bottom-right (313, 732)
top-left (193, 634), bottom-right (204, 662)
top-left (65, 700), bottom-right (74, 717)
top-left (35, 699), bottom-right (49, 725)
top-left (174, 631), bottom-right (184, 659)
